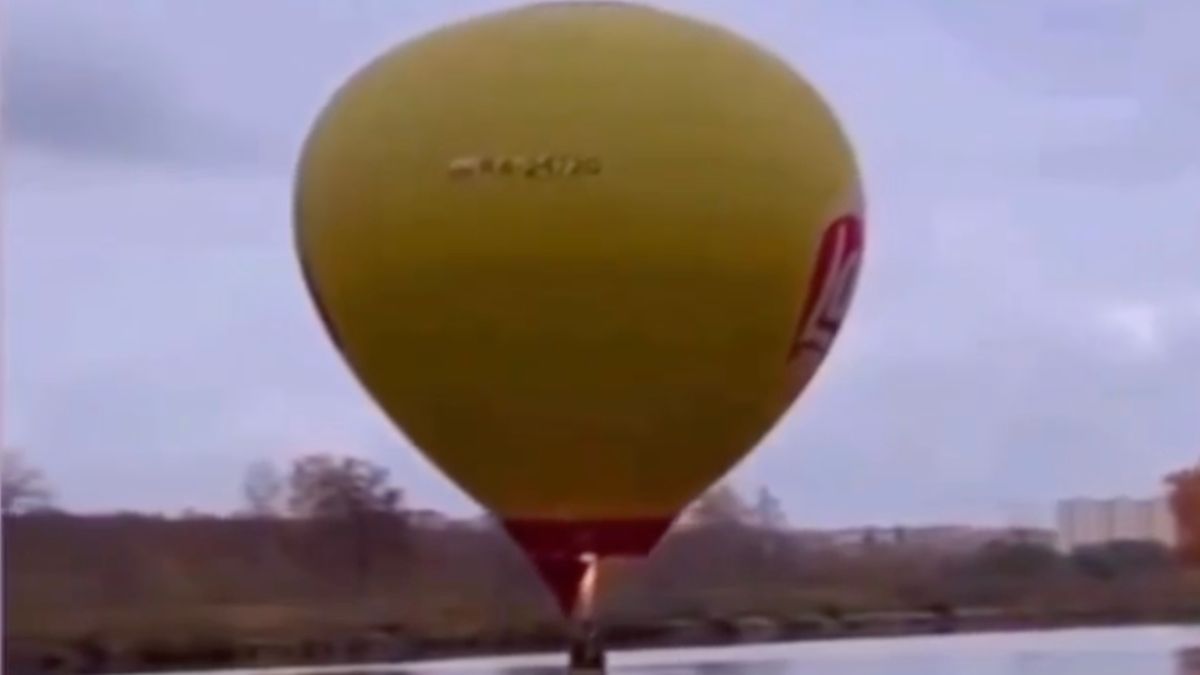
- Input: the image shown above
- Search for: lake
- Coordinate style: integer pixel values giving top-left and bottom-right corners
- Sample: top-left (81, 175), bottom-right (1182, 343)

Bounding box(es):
top-left (130, 625), bottom-right (1200, 675)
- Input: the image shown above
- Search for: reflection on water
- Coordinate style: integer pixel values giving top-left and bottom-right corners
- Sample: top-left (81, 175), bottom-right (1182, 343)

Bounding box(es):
top-left (249, 626), bottom-right (1200, 675)
top-left (480, 661), bottom-right (792, 675)
top-left (318, 663), bottom-right (794, 675)
top-left (1178, 647), bottom-right (1200, 674)
top-left (609, 660), bottom-right (793, 675)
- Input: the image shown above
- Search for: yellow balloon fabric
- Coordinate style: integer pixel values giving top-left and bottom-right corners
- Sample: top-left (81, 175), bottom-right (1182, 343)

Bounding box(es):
top-left (294, 2), bottom-right (864, 525)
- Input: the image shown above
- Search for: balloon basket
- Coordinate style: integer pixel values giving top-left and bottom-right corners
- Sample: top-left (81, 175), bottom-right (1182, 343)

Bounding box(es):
top-left (568, 618), bottom-right (606, 674)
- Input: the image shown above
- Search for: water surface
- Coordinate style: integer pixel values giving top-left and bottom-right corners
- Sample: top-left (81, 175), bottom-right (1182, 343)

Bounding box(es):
top-left (151, 625), bottom-right (1200, 675)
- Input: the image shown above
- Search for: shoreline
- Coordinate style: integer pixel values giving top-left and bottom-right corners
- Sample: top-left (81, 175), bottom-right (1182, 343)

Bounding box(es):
top-left (12, 609), bottom-right (1200, 675)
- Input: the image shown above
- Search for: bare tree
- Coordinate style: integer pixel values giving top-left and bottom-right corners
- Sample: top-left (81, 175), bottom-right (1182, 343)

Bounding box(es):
top-left (752, 486), bottom-right (787, 531)
top-left (242, 459), bottom-right (284, 517)
top-left (749, 485), bottom-right (794, 590)
top-left (287, 453), bottom-right (405, 594)
top-left (1, 450), bottom-right (53, 515)
top-left (686, 483), bottom-right (751, 527)
top-left (287, 454), bottom-right (401, 517)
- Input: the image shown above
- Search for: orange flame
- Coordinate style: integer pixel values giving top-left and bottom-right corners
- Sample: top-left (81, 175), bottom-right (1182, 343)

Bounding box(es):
top-left (577, 552), bottom-right (599, 618)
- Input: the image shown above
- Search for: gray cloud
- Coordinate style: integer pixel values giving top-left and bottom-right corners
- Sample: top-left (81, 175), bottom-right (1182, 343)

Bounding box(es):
top-left (3, 3), bottom-right (268, 168)
top-left (917, 0), bottom-right (1200, 185)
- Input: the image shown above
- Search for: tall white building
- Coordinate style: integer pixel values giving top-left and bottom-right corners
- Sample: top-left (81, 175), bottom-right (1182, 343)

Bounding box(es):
top-left (1055, 496), bottom-right (1177, 552)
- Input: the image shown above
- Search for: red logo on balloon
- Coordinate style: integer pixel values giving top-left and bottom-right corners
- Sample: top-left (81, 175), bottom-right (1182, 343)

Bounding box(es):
top-left (788, 214), bottom-right (864, 361)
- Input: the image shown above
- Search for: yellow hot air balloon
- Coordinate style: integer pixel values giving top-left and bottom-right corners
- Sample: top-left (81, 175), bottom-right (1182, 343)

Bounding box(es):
top-left (294, 1), bottom-right (864, 613)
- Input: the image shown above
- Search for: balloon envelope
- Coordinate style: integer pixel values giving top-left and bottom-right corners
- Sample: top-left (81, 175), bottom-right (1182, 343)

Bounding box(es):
top-left (295, 2), bottom-right (864, 611)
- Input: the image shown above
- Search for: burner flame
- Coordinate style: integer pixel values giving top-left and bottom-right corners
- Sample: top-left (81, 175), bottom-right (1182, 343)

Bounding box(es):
top-left (577, 552), bottom-right (599, 618)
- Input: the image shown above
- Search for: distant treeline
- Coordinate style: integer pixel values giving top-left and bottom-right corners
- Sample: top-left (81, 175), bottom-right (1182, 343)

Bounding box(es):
top-left (7, 506), bottom-right (1198, 637)
top-left (6, 451), bottom-right (1200, 674)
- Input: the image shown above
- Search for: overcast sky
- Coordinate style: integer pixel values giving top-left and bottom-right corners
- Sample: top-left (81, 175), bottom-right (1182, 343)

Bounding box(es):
top-left (5, 0), bottom-right (1199, 527)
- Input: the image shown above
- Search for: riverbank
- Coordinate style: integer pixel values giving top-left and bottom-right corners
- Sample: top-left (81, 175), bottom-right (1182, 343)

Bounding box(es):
top-left (8, 511), bottom-right (1200, 674)
top-left (9, 607), bottom-right (1200, 675)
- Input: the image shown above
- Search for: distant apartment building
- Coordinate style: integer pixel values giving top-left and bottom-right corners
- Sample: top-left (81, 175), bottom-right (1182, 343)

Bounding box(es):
top-left (1055, 496), bottom-right (1177, 552)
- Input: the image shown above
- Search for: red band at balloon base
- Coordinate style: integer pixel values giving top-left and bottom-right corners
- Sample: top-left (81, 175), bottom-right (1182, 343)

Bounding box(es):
top-left (502, 517), bottom-right (675, 614)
